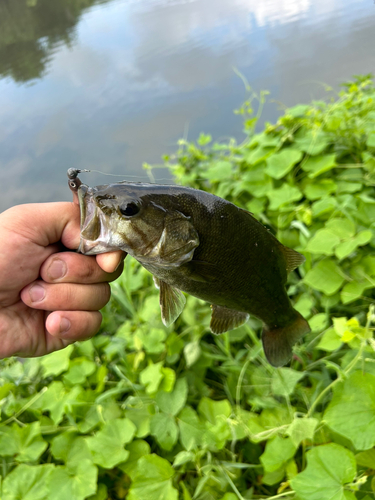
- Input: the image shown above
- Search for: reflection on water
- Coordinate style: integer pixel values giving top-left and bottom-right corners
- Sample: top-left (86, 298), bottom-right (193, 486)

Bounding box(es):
top-left (0, 0), bottom-right (374, 211)
top-left (0, 0), bottom-right (108, 82)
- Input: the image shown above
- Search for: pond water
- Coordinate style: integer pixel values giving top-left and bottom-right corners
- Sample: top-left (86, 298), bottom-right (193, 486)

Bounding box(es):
top-left (0, 0), bottom-right (374, 211)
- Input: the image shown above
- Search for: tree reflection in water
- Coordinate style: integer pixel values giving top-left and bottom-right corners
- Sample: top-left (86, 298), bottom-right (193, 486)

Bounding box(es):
top-left (0, 0), bottom-right (109, 82)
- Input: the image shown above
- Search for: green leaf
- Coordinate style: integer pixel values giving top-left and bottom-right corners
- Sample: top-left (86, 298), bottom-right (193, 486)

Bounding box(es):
top-left (125, 406), bottom-right (152, 438)
top-left (267, 184), bottom-right (303, 210)
top-left (0, 422), bottom-right (47, 463)
top-left (335, 230), bottom-right (372, 260)
top-left (173, 450), bottom-right (195, 467)
top-left (240, 164), bottom-right (273, 197)
top-left (47, 460), bottom-right (97, 500)
top-left (156, 378), bottom-right (188, 416)
top-left (291, 443), bottom-right (356, 500)
top-left (304, 259), bottom-right (345, 295)
top-left (303, 179), bottom-right (336, 200)
top-left (367, 132), bottom-right (375, 148)
top-left (197, 397), bottom-right (231, 424)
top-left (128, 454), bottom-right (178, 500)
top-left (324, 371), bottom-right (375, 450)
top-left (38, 382), bottom-right (82, 425)
top-left (245, 146), bottom-right (275, 166)
top-left (140, 362), bottom-right (164, 394)
top-left (305, 229), bottom-right (340, 255)
top-left (119, 440), bottom-right (151, 476)
top-left (265, 148), bottom-right (303, 179)
top-left (51, 433), bottom-right (92, 466)
top-left (204, 161), bottom-right (233, 181)
top-left (63, 358), bottom-right (96, 385)
top-left (2, 464), bottom-right (54, 500)
top-left (136, 328), bottom-right (167, 354)
top-left (302, 154), bottom-right (336, 178)
top-left (260, 436), bottom-right (297, 473)
top-left (341, 281), bottom-right (372, 304)
top-left (294, 130), bottom-right (329, 155)
top-left (184, 341), bottom-right (201, 368)
top-left (312, 197), bottom-right (337, 217)
top-left (286, 418), bottom-right (318, 447)
top-left (86, 418), bottom-right (136, 468)
top-left (325, 218), bottom-right (356, 238)
top-left (40, 345), bottom-right (74, 377)
top-left (150, 413), bottom-right (178, 450)
top-left (271, 368), bottom-right (304, 397)
top-left (317, 328), bottom-right (342, 352)
top-left (355, 448), bottom-right (375, 468)
top-left (178, 406), bottom-right (205, 450)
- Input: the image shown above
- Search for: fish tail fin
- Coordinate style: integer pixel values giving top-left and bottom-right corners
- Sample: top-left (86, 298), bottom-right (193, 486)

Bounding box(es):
top-left (262, 311), bottom-right (311, 367)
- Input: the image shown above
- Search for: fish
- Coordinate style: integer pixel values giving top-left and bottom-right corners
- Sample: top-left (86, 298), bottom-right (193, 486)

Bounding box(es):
top-left (68, 171), bottom-right (310, 367)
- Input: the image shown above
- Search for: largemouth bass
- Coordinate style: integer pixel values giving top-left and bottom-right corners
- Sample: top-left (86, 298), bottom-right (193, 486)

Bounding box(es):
top-left (68, 170), bottom-right (310, 367)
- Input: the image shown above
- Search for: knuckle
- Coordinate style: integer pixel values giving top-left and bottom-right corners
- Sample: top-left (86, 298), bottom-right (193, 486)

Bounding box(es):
top-left (79, 259), bottom-right (96, 281)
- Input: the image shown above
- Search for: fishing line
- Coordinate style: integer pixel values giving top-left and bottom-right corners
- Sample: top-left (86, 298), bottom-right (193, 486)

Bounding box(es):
top-left (67, 168), bottom-right (176, 183)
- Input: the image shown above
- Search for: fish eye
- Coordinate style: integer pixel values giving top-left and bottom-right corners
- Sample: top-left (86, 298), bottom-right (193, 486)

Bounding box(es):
top-left (119, 202), bottom-right (140, 217)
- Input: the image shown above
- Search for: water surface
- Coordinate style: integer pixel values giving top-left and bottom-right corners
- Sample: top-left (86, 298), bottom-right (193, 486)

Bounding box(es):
top-left (0, 0), bottom-right (374, 211)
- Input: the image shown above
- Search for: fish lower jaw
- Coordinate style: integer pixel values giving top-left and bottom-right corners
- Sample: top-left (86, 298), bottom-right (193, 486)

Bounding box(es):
top-left (78, 238), bottom-right (120, 255)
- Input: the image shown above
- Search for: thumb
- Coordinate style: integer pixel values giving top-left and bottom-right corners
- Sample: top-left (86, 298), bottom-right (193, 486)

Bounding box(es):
top-left (2, 202), bottom-right (81, 249)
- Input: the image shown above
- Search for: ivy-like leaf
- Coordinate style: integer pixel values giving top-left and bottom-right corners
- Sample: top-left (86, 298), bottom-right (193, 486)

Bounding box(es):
top-left (128, 454), bottom-right (178, 500)
top-left (324, 371), bottom-right (375, 450)
top-left (291, 443), bottom-right (356, 500)
top-left (304, 259), bottom-right (345, 295)
top-left (265, 148), bottom-right (303, 179)
top-left (86, 418), bottom-right (136, 468)
top-left (2, 464), bottom-right (54, 500)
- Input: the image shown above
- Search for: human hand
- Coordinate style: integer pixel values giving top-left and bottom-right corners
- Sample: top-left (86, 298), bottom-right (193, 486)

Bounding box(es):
top-left (0, 202), bottom-right (125, 358)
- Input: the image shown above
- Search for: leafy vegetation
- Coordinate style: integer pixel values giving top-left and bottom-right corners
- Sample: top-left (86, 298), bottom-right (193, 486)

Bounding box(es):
top-left (1, 75), bottom-right (375, 499)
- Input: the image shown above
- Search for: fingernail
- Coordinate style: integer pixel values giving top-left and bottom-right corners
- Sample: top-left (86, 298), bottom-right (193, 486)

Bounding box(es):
top-left (59, 318), bottom-right (71, 334)
top-left (29, 284), bottom-right (45, 303)
top-left (115, 253), bottom-right (127, 271)
top-left (48, 259), bottom-right (67, 280)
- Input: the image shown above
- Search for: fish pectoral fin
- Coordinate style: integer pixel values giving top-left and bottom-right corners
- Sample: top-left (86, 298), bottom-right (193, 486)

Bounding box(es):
top-left (262, 311), bottom-right (311, 367)
top-left (152, 213), bottom-right (199, 266)
top-left (280, 245), bottom-right (305, 273)
top-left (210, 305), bottom-right (249, 334)
top-left (181, 260), bottom-right (219, 283)
top-left (159, 280), bottom-right (186, 327)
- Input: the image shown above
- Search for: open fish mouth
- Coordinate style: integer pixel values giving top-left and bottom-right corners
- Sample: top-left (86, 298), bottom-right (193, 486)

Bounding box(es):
top-left (77, 184), bottom-right (115, 255)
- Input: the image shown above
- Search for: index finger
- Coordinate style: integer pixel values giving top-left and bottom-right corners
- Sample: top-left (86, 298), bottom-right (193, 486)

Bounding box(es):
top-left (40, 252), bottom-right (124, 284)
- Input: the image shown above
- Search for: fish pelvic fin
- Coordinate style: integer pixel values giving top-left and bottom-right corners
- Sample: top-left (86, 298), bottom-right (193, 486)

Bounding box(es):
top-left (262, 311), bottom-right (311, 367)
top-left (210, 305), bottom-right (249, 334)
top-left (159, 280), bottom-right (186, 327)
top-left (280, 245), bottom-right (305, 273)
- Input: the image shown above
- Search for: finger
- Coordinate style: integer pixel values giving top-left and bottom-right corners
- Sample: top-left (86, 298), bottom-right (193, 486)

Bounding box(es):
top-left (46, 310), bottom-right (102, 341)
top-left (1, 202), bottom-right (81, 249)
top-left (21, 281), bottom-right (110, 311)
top-left (41, 252), bottom-right (124, 284)
top-left (96, 251), bottom-right (127, 273)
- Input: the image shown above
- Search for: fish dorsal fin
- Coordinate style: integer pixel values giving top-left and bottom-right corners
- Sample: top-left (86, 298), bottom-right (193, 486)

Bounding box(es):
top-left (159, 280), bottom-right (186, 327)
top-left (280, 245), bottom-right (305, 273)
top-left (210, 305), bottom-right (249, 334)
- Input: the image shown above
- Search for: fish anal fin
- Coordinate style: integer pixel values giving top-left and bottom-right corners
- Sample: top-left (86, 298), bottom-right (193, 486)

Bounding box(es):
top-left (159, 280), bottom-right (186, 327)
top-left (210, 305), bottom-right (249, 334)
top-left (280, 245), bottom-right (305, 273)
top-left (262, 311), bottom-right (311, 367)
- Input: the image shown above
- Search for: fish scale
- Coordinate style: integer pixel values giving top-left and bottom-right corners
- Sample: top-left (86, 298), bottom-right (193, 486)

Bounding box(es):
top-left (68, 170), bottom-right (310, 367)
